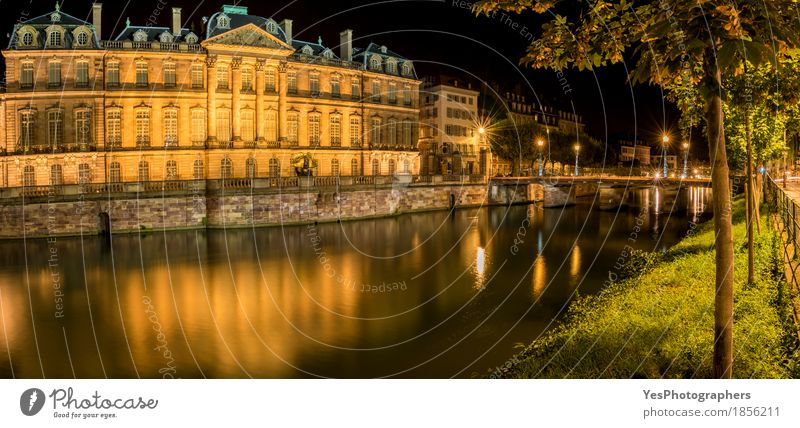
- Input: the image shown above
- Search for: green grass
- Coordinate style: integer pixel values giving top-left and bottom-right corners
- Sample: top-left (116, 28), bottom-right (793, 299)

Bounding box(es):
top-left (497, 197), bottom-right (800, 378)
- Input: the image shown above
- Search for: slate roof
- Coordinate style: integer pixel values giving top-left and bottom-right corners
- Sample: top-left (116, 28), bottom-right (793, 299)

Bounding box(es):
top-left (7, 7), bottom-right (100, 50)
top-left (114, 25), bottom-right (194, 42)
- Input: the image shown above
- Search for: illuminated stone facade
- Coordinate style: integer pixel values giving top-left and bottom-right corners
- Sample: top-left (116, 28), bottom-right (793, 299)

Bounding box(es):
top-left (0, 4), bottom-right (421, 190)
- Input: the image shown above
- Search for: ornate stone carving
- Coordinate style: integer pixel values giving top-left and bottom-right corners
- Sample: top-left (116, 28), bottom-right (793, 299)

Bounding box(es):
top-left (231, 57), bottom-right (242, 70)
top-left (206, 55), bottom-right (217, 68)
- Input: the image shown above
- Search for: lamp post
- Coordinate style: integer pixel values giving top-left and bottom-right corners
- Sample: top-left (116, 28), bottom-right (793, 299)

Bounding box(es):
top-left (682, 141), bottom-right (689, 178)
top-left (574, 144), bottom-right (580, 176)
top-left (537, 139), bottom-right (544, 176)
top-left (661, 134), bottom-right (670, 178)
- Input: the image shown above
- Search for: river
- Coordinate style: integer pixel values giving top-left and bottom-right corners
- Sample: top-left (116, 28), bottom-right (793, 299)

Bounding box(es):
top-left (0, 186), bottom-right (711, 378)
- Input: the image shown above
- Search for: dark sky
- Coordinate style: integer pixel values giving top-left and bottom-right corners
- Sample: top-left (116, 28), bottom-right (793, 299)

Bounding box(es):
top-left (1, 0), bottom-right (691, 154)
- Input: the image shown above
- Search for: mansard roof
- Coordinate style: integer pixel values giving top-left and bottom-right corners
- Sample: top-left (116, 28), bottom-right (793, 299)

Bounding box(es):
top-left (205, 6), bottom-right (289, 43)
top-left (353, 42), bottom-right (409, 62)
top-left (7, 5), bottom-right (100, 50)
top-left (291, 39), bottom-right (337, 58)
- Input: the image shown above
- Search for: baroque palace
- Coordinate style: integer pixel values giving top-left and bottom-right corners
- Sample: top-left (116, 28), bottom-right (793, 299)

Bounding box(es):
top-left (0, 3), bottom-right (422, 189)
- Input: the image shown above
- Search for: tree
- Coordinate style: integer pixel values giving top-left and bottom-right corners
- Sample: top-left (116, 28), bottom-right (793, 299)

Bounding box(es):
top-left (474, 0), bottom-right (800, 378)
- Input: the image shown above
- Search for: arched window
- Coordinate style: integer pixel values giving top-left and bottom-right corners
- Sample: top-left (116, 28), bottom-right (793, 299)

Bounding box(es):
top-left (23, 165), bottom-right (35, 187)
top-left (388, 159), bottom-right (396, 176)
top-left (185, 33), bottom-right (198, 44)
top-left (50, 164), bottom-right (63, 185)
top-left (268, 158), bottom-right (280, 177)
top-left (78, 163), bottom-right (92, 183)
top-left (193, 160), bottom-right (204, 179)
top-left (109, 162), bottom-right (121, 183)
top-left (246, 157), bottom-right (257, 178)
top-left (372, 159), bottom-right (380, 176)
top-left (386, 60), bottom-right (396, 74)
top-left (217, 14), bottom-right (230, 30)
top-left (350, 159), bottom-right (358, 176)
top-left (165, 160), bottom-right (178, 180)
top-left (266, 21), bottom-right (278, 34)
top-left (48, 30), bottom-right (62, 47)
top-left (138, 161), bottom-right (150, 182)
top-left (221, 157), bottom-right (233, 179)
top-left (331, 159), bottom-right (340, 176)
top-left (402, 62), bottom-right (412, 76)
top-left (369, 56), bottom-right (381, 71)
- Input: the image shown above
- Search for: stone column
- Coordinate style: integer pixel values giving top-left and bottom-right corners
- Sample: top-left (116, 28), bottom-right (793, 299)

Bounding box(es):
top-left (206, 55), bottom-right (217, 144)
top-left (278, 61), bottom-right (288, 142)
top-left (255, 59), bottom-right (265, 143)
top-left (231, 57), bottom-right (242, 143)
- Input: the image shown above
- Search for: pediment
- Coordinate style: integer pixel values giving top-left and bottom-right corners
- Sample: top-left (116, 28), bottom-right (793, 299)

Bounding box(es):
top-left (203, 23), bottom-right (293, 50)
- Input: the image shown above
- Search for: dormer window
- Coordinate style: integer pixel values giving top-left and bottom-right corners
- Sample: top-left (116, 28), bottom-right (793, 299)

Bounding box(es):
top-left (47, 30), bottom-right (62, 47)
top-left (380, 45), bottom-right (388, 53)
top-left (301, 45), bottom-right (314, 55)
top-left (21, 32), bottom-right (34, 46)
top-left (76, 32), bottom-right (88, 47)
top-left (266, 21), bottom-right (277, 34)
top-left (185, 32), bottom-right (198, 44)
top-left (217, 13), bottom-right (230, 29)
top-left (133, 29), bottom-right (148, 42)
top-left (369, 55), bottom-right (382, 71)
top-left (322, 49), bottom-right (334, 59)
top-left (402, 62), bottom-right (412, 76)
top-left (159, 31), bottom-right (173, 43)
top-left (386, 60), bottom-right (397, 74)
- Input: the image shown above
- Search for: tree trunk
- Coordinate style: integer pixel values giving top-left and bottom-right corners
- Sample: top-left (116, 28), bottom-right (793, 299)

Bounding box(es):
top-left (706, 68), bottom-right (734, 379)
top-left (745, 98), bottom-right (755, 285)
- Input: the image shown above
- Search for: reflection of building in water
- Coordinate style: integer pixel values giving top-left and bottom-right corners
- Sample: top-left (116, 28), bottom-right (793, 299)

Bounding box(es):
top-left (0, 4), bottom-right (421, 188)
top-left (532, 255), bottom-right (546, 300)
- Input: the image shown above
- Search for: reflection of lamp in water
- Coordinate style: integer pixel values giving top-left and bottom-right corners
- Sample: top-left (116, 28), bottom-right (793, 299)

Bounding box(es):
top-left (570, 245), bottom-right (581, 284)
top-left (532, 255), bottom-right (546, 300)
top-left (474, 246), bottom-right (486, 289)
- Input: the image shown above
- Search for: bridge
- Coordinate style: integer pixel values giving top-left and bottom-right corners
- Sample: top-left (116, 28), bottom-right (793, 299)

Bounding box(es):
top-left (489, 175), bottom-right (714, 210)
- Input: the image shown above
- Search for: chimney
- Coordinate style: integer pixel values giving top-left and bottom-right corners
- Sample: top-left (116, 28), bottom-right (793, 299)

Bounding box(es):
top-left (339, 29), bottom-right (352, 62)
top-left (172, 7), bottom-right (181, 36)
top-left (92, 3), bottom-right (102, 40)
top-left (281, 19), bottom-right (293, 44)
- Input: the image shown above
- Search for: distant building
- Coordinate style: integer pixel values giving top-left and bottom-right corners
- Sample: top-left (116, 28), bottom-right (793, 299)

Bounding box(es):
top-left (418, 77), bottom-right (489, 175)
top-left (651, 154), bottom-right (679, 174)
top-left (619, 140), bottom-right (651, 165)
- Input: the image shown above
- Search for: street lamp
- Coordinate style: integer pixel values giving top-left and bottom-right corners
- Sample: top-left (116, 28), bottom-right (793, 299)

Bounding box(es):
top-left (574, 144), bottom-right (581, 176)
top-left (682, 141), bottom-right (689, 178)
top-left (661, 134), bottom-right (670, 178)
top-left (537, 139), bottom-right (544, 176)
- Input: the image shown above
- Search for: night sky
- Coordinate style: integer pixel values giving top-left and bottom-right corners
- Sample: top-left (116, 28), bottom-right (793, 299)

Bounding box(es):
top-left (1, 0), bottom-right (694, 156)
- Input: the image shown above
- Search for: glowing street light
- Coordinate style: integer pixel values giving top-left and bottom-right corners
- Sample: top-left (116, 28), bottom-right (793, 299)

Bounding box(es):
top-left (574, 143), bottom-right (581, 176)
top-left (478, 127), bottom-right (486, 135)
top-left (537, 139), bottom-right (544, 177)
top-left (661, 134), bottom-right (670, 178)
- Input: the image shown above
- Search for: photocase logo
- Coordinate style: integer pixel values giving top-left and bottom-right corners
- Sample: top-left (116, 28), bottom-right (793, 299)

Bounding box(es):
top-left (20, 388), bottom-right (46, 416)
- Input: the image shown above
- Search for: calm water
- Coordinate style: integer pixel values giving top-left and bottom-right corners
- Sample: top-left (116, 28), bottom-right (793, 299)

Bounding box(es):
top-left (0, 187), bottom-right (711, 378)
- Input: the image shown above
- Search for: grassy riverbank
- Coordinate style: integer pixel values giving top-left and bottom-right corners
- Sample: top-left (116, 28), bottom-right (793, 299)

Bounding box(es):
top-left (496, 197), bottom-right (800, 378)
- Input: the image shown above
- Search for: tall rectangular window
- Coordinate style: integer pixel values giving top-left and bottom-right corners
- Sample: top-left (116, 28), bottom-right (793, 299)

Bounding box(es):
top-left (217, 110), bottom-right (231, 143)
top-left (349, 116), bottom-right (361, 147)
top-left (241, 68), bottom-right (253, 92)
top-left (388, 119), bottom-right (397, 146)
top-left (351, 78), bottom-right (360, 99)
top-left (308, 114), bottom-right (320, 146)
top-left (76, 62), bottom-right (89, 87)
top-left (331, 75), bottom-right (341, 97)
top-left (75, 110), bottom-right (92, 146)
top-left (370, 117), bottom-right (381, 146)
top-left (20, 62), bottom-right (34, 89)
top-left (404, 84), bottom-right (412, 105)
top-left (241, 110), bottom-right (255, 142)
top-left (136, 62), bottom-right (148, 87)
top-left (403, 120), bottom-right (413, 146)
top-left (372, 80), bottom-right (381, 101)
top-left (309, 73), bottom-right (320, 95)
top-left (265, 110), bottom-right (277, 142)
top-left (107, 62), bottom-right (120, 87)
top-left (191, 110), bottom-right (206, 145)
top-left (191, 64), bottom-right (203, 88)
top-left (265, 68), bottom-right (276, 92)
top-left (48, 110), bottom-right (62, 148)
top-left (164, 63), bottom-right (176, 88)
top-left (287, 71), bottom-right (297, 93)
top-left (164, 110), bottom-right (178, 146)
top-left (287, 112), bottom-right (299, 144)
top-left (106, 110), bottom-right (121, 147)
top-left (330, 115), bottom-right (341, 147)
top-left (388, 82), bottom-right (397, 103)
top-left (19, 111), bottom-right (35, 148)
top-left (217, 65), bottom-right (229, 89)
top-left (48, 62), bottom-right (61, 87)
top-left (135, 109), bottom-right (150, 147)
